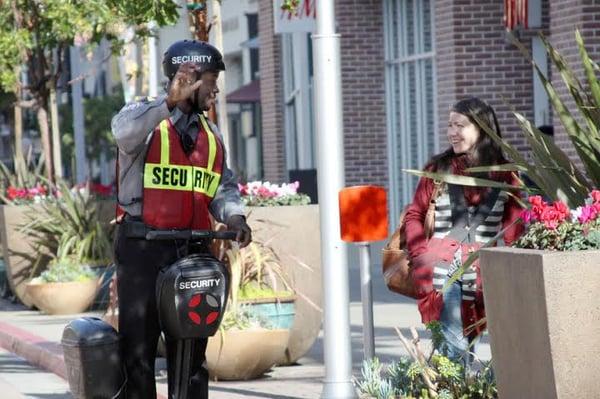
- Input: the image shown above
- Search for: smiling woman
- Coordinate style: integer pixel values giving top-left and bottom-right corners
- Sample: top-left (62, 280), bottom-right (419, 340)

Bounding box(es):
top-left (401, 97), bottom-right (524, 365)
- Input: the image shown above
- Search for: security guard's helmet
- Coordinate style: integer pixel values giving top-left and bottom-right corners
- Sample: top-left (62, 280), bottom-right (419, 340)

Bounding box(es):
top-left (162, 40), bottom-right (226, 80)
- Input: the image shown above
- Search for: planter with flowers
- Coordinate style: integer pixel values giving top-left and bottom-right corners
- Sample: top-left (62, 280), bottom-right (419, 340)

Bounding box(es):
top-left (239, 181), bottom-right (322, 364)
top-left (15, 181), bottom-right (113, 314)
top-left (0, 154), bottom-right (113, 306)
top-left (480, 193), bottom-right (600, 399)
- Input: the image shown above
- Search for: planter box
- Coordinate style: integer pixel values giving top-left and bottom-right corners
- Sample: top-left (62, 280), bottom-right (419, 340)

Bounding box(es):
top-left (0, 205), bottom-right (45, 307)
top-left (246, 205), bottom-right (322, 364)
top-left (480, 247), bottom-right (600, 399)
top-left (206, 328), bottom-right (290, 380)
top-left (25, 278), bottom-right (100, 315)
top-left (0, 201), bottom-right (114, 307)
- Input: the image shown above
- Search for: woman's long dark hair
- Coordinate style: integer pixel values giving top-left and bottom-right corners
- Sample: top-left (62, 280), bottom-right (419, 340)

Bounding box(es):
top-left (429, 97), bottom-right (508, 174)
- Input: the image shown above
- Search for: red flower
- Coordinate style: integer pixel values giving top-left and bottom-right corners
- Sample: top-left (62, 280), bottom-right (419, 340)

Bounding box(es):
top-left (590, 190), bottom-right (600, 203)
top-left (552, 201), bottom-right (570, 221)
top-left (528, 195), bottom-right (546, 208)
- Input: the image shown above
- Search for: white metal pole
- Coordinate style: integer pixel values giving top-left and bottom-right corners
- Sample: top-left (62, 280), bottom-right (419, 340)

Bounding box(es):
top-left (210, 0), bottom-right (233, 168)
top-left (148, 21), bottom-right (159, 98)
top-left (70, 46), bottom-right (87, 184)
top-left (358, 243), bottom-right (375, 360)
top-left (312, 1), bottom-right (357, 397)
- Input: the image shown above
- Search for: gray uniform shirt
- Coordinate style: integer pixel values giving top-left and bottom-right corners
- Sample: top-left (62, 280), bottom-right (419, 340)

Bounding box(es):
top-left (111, 94), bottom-right (245, 223)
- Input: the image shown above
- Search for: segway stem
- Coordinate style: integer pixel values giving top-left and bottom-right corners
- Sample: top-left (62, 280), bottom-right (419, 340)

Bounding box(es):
top-left (173, 339), bottom-right (193, 399)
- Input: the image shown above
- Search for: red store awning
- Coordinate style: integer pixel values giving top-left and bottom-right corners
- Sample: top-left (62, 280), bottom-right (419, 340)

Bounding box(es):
top-left (226, 80), bottom-right (261, 104)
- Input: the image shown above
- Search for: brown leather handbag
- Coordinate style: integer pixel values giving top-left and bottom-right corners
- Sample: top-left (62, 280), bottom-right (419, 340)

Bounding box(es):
top-left (382, 182), bottom-right (442, 298)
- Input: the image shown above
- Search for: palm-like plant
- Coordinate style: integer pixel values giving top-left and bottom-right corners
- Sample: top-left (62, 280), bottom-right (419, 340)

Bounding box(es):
top-left (19, 180), bottom-right (113, 278)
top-left (407, 30), bottom-right (600, 209)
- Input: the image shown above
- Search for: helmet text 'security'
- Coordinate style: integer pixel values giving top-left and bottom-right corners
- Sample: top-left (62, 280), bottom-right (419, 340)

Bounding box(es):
top-left (162, 40), bottom-right (226, 80)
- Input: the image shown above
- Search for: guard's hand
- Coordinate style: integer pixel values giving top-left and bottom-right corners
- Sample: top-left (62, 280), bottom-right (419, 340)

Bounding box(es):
top-left (226, 215), bottom-right (252, 248)
top-left (166, 62), bottom-right (203, 110)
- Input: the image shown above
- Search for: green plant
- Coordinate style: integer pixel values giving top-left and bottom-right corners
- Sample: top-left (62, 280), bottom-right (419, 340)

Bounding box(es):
top-left (19, 180), bottom-right (113, 277)
top-left (29, 259), bottom-right (96, 284)
top-left (356, 325), bottom-right (497, 399)
top-left (225, 240), bottom-right (294, 310)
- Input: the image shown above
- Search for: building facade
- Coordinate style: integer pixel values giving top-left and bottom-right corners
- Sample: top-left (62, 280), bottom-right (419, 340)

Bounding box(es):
top-left (258, 0), bottom-right (600, 225)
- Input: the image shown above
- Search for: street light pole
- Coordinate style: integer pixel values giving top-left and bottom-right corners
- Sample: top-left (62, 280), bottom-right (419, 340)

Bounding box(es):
top-left (312, 1), bottom-right (357, 398)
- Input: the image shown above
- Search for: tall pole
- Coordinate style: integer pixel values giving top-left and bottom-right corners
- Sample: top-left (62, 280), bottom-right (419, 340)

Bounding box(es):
top-left (70, 46), bottom-right (87, 184)
top-left (312, 1), bottom-right (357, 398)
top-left (209, 0), bottom-right (232, 167)
top-left (148, 21), bottom-right (159, 98)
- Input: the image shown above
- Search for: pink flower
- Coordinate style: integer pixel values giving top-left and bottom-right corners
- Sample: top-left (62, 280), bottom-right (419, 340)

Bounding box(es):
top-left (520, 209), bottom-right (532, 224)
top-left (543, 219), bottom-right (559, 230)
top-left (578, 205), bottom-right (598, 224)
top-left (591, 190), bottom-right (600, 204)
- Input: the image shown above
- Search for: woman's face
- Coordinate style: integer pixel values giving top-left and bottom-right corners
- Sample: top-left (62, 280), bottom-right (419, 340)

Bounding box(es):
top-left (447, 111), bottom-right (480, 154)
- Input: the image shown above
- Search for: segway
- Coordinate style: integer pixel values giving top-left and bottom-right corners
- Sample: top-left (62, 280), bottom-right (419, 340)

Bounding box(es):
top-left (62, 228), bottom-right (236, 399)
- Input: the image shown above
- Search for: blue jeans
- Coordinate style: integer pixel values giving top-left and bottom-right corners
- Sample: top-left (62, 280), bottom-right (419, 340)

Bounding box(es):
top-left (438, 280), bottom-right (475, 365)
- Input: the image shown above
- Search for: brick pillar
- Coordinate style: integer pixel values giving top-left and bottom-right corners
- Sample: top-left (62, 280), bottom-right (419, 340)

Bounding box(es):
top-left (550, 0), bottom-right (600, 162)
top-left (434, 0), bottom-right (549, 154)
top-left (258, 0), bottom-right (286, 183)
top-left (336, 0), bottom-right (388, 187)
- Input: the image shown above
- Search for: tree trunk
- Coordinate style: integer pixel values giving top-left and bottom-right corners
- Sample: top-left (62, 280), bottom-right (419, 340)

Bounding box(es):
top-left (14, 67), bottom-right (24, 169)
top-left (49, 86), bottom-right (62, 179)
top-left (36, 103), bottom-right (54, 182)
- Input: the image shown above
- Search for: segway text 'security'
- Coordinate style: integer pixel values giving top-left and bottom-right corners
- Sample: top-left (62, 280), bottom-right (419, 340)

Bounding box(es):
top-left (61, 227), bottom-right (237, 399)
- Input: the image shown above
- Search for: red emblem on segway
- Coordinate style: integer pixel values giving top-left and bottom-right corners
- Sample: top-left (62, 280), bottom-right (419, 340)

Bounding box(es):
top-left (187, 294), bottom-right (220, 326)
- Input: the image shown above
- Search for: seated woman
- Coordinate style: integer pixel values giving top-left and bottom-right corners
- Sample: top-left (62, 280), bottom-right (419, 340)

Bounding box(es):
top-left (404, 97), bottom-right (524, 364)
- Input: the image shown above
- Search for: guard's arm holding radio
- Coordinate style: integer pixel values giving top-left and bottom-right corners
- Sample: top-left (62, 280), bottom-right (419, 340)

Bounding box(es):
top-left (111, 96), bottom-right (170, 155)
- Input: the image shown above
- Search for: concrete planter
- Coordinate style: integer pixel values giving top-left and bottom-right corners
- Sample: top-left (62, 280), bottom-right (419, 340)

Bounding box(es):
top-left (480, 247), bottom-right (600, 399)
top-left (25, 278), bottom-right (100, 315)
top-left (0, 201), bottom-right (114, 307)
top-left (0, 204), bottom-right (47, 307)
top-left (246, 205), bottom-right (322, 364)
top-left (206, 328), bottom-right (290, 380)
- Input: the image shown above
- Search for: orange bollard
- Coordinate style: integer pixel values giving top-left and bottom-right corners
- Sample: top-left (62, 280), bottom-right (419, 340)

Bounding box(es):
top-left (338, 185), bottom-right (389, 360)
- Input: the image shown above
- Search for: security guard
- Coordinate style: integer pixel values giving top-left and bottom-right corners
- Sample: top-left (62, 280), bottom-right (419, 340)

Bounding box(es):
top-left (111, 40), bottom-right (251, 399)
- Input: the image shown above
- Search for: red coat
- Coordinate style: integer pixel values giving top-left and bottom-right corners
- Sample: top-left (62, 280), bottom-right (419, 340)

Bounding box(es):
top-left (404, 159), bottom-right (524, 337)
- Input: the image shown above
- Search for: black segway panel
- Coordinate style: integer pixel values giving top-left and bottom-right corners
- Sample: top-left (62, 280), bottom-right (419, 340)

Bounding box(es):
top-left (156, 254), bottom-right (229, 339)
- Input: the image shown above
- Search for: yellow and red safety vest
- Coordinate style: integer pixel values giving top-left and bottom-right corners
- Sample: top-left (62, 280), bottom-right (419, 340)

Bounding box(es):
top-left (142, 115), bottom-right (224, 229)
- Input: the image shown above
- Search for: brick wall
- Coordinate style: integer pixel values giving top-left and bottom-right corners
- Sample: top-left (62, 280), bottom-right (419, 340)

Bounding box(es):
top-left (549, 0), bottom-right (600, 164)
top-left (434, 0), bottom-right (550, 158)
top-left (258, 0), bottom-right (286, 182)
top-left (336, 0), bottom-right (388, 187)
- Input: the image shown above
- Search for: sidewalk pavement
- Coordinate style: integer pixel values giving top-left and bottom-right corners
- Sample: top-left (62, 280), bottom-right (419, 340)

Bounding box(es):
top-left (0, 261), bottom-right (492, 398)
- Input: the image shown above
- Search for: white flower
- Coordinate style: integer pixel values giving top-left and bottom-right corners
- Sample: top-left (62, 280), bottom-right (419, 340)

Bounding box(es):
top-left (571, 207), bottom-right (583, 222)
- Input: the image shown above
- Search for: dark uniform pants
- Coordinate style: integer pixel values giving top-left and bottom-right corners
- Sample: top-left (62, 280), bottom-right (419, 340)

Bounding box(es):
top-left (114, 222), bottom-right (209, 399)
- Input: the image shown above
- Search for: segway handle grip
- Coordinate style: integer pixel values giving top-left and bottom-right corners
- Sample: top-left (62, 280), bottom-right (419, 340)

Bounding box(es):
top-left (145, 229), bottom-right (238, 241)
top-left (203, 230), bottom-right (237, 240)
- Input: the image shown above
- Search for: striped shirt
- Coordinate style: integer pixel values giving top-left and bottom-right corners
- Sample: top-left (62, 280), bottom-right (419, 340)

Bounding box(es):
top-left (431, 185), bottom-right (509, 300)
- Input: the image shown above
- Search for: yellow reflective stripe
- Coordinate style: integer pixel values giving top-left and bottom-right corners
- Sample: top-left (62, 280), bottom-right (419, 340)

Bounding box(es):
top-left (159, 120), bottom-right (170, 164)
top-left (144, 164), bottom-right (193, 191)
top-left (144, 163), bottom-right (222, 197)
top-left (190, 167), bottom-right (221, 197)
top-left (199, 115), bottom-right (217, 171)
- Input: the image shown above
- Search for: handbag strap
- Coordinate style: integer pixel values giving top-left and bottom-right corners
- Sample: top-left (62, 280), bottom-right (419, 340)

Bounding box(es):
top-left (424, 180), bottom-right (442, 239)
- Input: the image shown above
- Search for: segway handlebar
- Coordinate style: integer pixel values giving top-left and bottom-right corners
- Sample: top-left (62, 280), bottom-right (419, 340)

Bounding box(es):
top-left (145, 229), bottom-right (237, 241)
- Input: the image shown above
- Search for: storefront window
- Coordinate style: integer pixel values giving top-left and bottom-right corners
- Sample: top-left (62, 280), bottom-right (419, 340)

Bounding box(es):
top-left (384, 0), bottom-right (437, 225)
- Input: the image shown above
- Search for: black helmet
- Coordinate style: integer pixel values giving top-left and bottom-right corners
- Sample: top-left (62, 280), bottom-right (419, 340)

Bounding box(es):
top-left (162, 40), bottom-right (226, 80)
